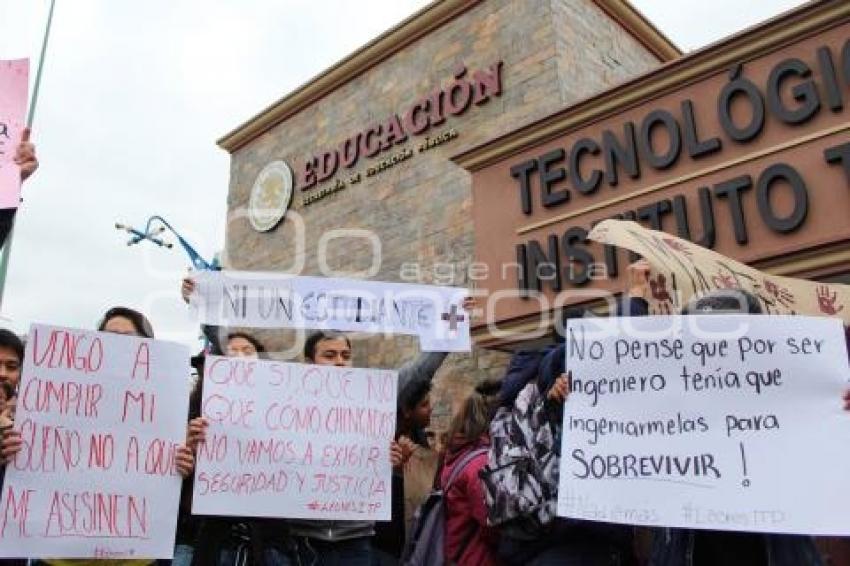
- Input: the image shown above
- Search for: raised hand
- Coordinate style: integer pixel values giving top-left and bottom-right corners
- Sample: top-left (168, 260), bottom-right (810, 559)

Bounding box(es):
top-left (14, 128), bottom-right (38, 182)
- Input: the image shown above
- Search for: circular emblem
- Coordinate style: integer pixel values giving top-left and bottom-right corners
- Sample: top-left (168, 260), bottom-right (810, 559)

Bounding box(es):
top-left (249, 161), bottom-right (294, 232)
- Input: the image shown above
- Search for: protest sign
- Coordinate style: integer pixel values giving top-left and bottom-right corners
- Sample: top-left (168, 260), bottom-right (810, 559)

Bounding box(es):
top-left (190, 271), bottom-right (471, 352)
top-left (192, 356), bottom-right (397, 521)
top-left (588, 219), bottom-right (850, 323)
top-left (557, 315), bottom-right (850, 535)
top-left (0, 324), bottom-right (191, 559)
top-left (0, 59), bottom-right (29, 208)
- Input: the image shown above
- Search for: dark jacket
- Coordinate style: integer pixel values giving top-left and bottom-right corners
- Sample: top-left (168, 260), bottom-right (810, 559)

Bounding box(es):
top-left (498, 348), bottom-right (553, 408)
top-left (648, 529), bottom-right (823, 566)
top-left (496, 338), bottom-right (636, 566)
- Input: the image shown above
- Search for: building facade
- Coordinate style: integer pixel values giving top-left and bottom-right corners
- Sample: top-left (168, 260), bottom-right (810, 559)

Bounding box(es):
top-left (218, 0), bottom-right (676, 412)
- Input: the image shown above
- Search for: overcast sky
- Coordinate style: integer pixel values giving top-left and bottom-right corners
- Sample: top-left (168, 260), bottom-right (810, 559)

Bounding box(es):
top-left (0, 0), bottom-right (805, 348)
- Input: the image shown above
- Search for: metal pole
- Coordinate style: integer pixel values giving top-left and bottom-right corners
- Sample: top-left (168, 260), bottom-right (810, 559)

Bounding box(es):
top-left (0, 0), bottom-right (56, 309)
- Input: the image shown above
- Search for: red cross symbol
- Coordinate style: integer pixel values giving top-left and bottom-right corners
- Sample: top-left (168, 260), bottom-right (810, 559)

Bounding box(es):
top-left (441, 304), bottom-right (465, 330)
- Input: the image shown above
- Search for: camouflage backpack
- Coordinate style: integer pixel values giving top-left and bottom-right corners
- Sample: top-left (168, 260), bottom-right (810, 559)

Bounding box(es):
top-left (479, 380), bottom-right (559, 540)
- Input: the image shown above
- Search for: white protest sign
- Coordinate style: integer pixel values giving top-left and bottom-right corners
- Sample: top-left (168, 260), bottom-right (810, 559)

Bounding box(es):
top-left (557, 315), bottom-right (850, 535)
top-left (0, 324), bottom-right (191, 559)
top-left (192, 356), bottom-right (397, 521)
top-left (190, 271), bottom-right (471, 352)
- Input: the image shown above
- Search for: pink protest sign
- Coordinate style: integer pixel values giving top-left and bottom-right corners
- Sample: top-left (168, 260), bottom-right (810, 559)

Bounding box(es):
top-left (0, 59), bottom-right (29, 209)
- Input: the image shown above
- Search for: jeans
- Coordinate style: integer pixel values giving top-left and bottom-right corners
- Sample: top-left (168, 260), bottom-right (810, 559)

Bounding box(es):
top-left (286, 536), bottom-right (372, 566)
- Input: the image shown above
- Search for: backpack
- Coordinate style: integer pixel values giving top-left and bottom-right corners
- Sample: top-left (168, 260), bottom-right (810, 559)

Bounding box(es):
top-left (479, 381), bottom-right (560, 540)
top-left (402, 447), bottom-right (489, 566)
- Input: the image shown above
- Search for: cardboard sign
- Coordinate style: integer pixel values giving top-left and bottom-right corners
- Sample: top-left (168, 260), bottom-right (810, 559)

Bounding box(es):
top-left (190, 271), bottom-right (471, 352)
top-left (0, 59), bottom-right (29, 208)
top-left (192, 356), bottom-right (397, 521)
top-left (589, 219), bottom-right (850, 322)
top-left (557, 315), bottom-right (850, 535)
top-left (0, 324), bottom-right (191, 559)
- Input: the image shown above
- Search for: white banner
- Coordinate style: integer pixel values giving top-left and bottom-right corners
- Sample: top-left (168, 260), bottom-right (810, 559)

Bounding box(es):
top-left (190, 271), bottom-right (471, 352)
top-left (557, 315), bottom-right (850, 535)
top-left (0, 324), bottom-right (191, 559)
top-left (192, 356), bottom-right (397, 521)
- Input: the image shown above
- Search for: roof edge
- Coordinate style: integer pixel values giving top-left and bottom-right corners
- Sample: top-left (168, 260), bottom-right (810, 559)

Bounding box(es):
top-left (592, 0), bottom-right (682, 61)
top-left (217, 0), bottom-right (683, 154)
top-left (216, 0), bottom-right (481, 153)
top-left (452, 0), bottom-right (848, 172)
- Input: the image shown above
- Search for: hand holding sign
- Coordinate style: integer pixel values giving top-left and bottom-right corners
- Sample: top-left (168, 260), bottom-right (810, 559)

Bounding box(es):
top-left (190, 271), bottom-right (471, 352)
top-left (192, 356), bottom-right (397, 521)
top-left (589, 220), bottom-right (850, 323)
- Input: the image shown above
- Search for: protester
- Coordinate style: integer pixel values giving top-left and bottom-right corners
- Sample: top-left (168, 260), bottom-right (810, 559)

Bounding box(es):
top-left (483, 266), bottom-right (650, 566)
top-left (255, 331), bottom-right (395, 565)
top-left (440, 378), bottom-right (502, 566)
top-left (181, 275), bottom-right (474, 564)
top-left (0, 329), bottom-right (24, 389)
top-left (529, 343), bottom-right (639, 566)
top-left (0, 308), bottom-right (196, 566)
top-left (0, 331), bottom-right (24, 566)
top-left (224, 331), bottom-right (266, 358)
top-left (399, 373), bottom-right (440, 521)
top-left (0, 128), bottom-right (39, 248)
top-left (98, 305), bottom-right (157, 337)
top-left (184, 331), bottom-right (282, 566)
top-left (0, 330), bottom-right (23, 468)
top-left (374, 349), bottom-right (449, 564)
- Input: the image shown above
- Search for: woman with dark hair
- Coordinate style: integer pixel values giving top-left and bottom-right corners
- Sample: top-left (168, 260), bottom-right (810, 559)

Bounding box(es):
top-left (441, 379), bottom-right (502, 566)
top-left (225, 331), bottom-right (266, 358)
top-left (0, 328), bottom-right (25, 566)
top-left (98, 306), bottom-right (156, 338)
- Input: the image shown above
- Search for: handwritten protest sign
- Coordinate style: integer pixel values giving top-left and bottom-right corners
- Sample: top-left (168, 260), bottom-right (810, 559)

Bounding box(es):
top-left (557, 315), bottom-right (850, 535)
top-left (589, 219), bottom-right (850, 323)
top-left (192, 356), bottom-right (397, 521)
top-left (190, 271), bottom-right (471, 351)
top-left (0, 59), bottom-right (29, 208)
top-left (0, 324), bottom-right (191, 559)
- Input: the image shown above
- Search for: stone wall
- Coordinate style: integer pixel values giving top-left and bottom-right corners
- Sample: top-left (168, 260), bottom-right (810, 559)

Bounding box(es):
top-left (223, 0), bottom-right (664, 428)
